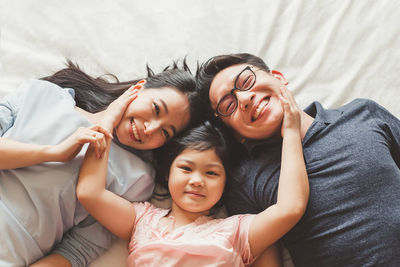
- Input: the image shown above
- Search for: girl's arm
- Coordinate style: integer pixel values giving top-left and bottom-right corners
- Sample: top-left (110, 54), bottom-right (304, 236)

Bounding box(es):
top-left (248, 86), bottom-right (309, 257)
top-left (76, 138), bottom-right (136, 241)
top-left (0, 125), bottom-right (111, 170)
top-left (76, 86), bottom-right (139, 241)
top-left (251, 244), bottom-right (282, 267)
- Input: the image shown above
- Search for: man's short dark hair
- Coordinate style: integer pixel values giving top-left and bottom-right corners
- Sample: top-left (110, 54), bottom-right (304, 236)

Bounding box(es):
top-left (196, 53), bottom-right (270, 119)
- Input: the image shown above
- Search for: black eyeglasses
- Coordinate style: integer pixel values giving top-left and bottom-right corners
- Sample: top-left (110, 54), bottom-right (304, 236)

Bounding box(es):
top-left (215, 66), bottom-right (256, 117)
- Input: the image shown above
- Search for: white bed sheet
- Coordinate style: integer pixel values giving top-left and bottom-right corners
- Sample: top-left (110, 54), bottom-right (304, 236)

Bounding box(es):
top-left (1, 0), bottom-right (399, 266)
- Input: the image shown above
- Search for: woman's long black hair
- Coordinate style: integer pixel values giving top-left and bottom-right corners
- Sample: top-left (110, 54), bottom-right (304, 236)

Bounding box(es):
top-left (42, 59), bottom-right (204, 129)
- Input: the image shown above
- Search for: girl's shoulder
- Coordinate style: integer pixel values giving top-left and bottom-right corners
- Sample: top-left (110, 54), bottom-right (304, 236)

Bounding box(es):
top-left (191, 214), bottom-right (255, 235)
top-left (132, 201), bottom-right (169, 221)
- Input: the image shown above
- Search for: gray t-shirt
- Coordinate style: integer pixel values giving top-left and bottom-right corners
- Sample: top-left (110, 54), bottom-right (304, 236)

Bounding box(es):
top-left (227, 99), bottom-right (400, 266)
top-left (0, 80), bottom-right (155, 267)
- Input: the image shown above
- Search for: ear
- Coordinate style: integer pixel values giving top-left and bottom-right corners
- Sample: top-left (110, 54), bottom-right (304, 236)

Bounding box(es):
top-left (271, 70), bottom-right (288, 85)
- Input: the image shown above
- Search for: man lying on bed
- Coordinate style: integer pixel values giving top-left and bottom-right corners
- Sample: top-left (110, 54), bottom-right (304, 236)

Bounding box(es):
top-left (196, 53), bottom-right (400, 267)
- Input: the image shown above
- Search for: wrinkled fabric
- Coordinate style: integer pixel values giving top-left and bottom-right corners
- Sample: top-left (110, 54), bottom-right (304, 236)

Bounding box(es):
top-left (127, 202), bottom-right (254, 267)
top-left (227, 99), bottom-right (400, 267)
top-left (0, 80), bottom-right (155, 267)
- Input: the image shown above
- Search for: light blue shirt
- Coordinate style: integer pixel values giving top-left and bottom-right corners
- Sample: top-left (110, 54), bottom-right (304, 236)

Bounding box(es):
top-left (0, 80), bottom-right (155, 267)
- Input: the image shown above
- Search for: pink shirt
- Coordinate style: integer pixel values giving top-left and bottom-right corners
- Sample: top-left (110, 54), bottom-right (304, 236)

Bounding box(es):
top-left (127, 202), bottom-right (255, 267)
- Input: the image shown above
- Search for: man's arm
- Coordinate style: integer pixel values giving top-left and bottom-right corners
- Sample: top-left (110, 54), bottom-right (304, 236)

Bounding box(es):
top-left (370, 100), bottom-right (400, 166)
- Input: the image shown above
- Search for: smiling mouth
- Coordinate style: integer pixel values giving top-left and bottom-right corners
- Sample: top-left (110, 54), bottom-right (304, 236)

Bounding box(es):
top-left (252, 97), bottom-right (270, 122)
top-left (129, 118), bottom-right (142, 143)
top-left (185, 191), bottom-right (205, 198)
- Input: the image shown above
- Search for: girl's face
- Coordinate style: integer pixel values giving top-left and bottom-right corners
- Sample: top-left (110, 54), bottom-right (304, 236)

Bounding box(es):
top-left (115, 87), bottom-right (190, 150)
top-left (168, 148), bottom-right (226, 217)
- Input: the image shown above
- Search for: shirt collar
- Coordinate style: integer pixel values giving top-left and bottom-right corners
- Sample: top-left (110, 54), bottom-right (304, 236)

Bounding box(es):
top-left (243, 101), bottom-right (343, 154)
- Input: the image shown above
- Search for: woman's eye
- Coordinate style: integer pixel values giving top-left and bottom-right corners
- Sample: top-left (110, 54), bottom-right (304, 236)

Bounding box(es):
top-left (162, 129), bottom-right (170, 140)
top-left (153, 102), bottom-right (160, 115)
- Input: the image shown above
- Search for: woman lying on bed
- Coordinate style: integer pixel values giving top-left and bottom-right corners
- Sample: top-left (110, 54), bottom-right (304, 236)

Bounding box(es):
top-left (0, 60), bottom-right (202, 267)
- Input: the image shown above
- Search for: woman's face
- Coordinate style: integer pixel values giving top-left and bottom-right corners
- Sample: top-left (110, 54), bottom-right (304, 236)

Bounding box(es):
top-left (115, 86), bottom-right (190, 150)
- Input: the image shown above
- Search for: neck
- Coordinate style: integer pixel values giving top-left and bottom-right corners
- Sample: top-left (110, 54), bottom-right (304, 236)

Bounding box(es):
top-left (168, 202), bottom-right (208, 228)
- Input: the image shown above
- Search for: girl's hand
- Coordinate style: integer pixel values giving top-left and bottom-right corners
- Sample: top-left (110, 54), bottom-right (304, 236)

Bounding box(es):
top-left (278, 85), bottom-right (301, 138)
top-left (100, 82), bottom-right (143, 132)
top-left (50, 125), bottom-right (112, 161)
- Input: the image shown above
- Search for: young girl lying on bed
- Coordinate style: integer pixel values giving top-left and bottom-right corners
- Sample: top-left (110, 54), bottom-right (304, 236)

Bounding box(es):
top-left (76, 86), bottom-right (309, 266)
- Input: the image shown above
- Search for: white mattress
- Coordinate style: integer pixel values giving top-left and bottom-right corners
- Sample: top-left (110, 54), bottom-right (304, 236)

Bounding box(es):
top-left (1, 1), bottom-right (399, 266)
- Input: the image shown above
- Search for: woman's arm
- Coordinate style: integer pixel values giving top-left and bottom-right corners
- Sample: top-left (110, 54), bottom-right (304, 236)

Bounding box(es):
top-left (0, 126), bottom-right (110, 170)
top-left (30, 253), bottom-right (71, 267)
top-left (248, 86), bottom-right (309, 257)
top-left (76, 86), bottom-right (139, 241)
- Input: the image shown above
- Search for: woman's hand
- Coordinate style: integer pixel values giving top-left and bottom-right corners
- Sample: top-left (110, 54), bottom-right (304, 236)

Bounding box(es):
top-left (100, 82), bottom-right (142, 133)
top-left (50, 125), bottom-right (112, 161)
top-left (278, 85), bottom-right (301, 138)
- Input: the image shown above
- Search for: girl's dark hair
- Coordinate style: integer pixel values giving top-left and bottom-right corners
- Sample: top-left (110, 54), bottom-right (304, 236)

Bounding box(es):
top-left (195, 53), bottom-right (270, 119)
top-left (154, 120), bottom-right (235, 214)
top-left (42, 59), bottom-right (203, 129)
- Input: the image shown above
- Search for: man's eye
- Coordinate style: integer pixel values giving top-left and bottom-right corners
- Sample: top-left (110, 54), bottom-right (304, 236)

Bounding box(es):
top-left (162, 129), bottom-right (170, 140)
top-left (153, 102), bottom-right (160, 115)
top-left (241, 75), bottom-right (253, 89)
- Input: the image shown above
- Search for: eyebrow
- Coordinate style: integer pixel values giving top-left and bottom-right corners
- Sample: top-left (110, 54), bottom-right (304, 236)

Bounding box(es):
top-left (160, 99), bottom-right (169, 114)
top-left (178, 159), bottom-right (224, 169)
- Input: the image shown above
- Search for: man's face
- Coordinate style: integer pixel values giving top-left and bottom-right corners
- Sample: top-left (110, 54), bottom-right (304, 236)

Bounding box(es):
top-left (209, 64), bottom-right (288, 140)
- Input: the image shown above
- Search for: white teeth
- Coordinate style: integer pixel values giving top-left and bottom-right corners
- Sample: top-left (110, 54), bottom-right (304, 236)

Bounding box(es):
top-left (253, 98), bottom-right (270, 120)
top-left (131, 120), bottom-right (140, 141)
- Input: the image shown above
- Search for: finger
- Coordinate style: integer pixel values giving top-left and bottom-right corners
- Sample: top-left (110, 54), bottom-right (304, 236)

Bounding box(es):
top-left (91, 125), bottom-right (113, 139)
top-left (279, 96), bottom-right (290, 114)
top-left (282, 86), bottom-right (299, 109)
top-left (126, 84), bottom-right (141, 94)
top-left (280, 86), bottom-right (298, 113)
top-left (278, 86), bottom-right (289, 105)
top-left (120, 91), bottom-right (138, 107)
top-left (95, 139), bottom-right (102, 159)
top-left (100, 135), bottom-right (108, 158)
top-left (87, 131), bottom-right (103, 159)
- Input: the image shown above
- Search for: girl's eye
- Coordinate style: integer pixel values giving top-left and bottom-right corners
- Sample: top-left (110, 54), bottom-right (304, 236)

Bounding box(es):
top-left (206, 171), bottom-right (218, 176)
top-left (153, 102), bottom-right (160, 115)
top-left (180, 166), bottom-right (192, 172)
top-left (162, 129), bottom-right (170, 140)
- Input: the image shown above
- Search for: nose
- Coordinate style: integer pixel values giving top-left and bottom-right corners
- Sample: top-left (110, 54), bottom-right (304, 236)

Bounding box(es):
top-left (235, 90), bottom-right (255, 111)
top-left (189, 173), bottom-right (204, 187)
top-left (143, 120), bottom-right (161, 135)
